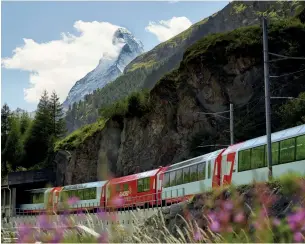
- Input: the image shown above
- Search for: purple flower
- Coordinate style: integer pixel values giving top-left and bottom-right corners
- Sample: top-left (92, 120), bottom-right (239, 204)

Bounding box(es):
top-left (98, 231), bottom-right (109, 243)
top-left (223, 201), bottom-right (233, 211)
top-left (38, 214), bottom-right (53, 229)
top-left (67, 196), bottom-right (79, 205)
top-left (194, 230), bottom-right (203, 241)
top-left (293, 232), bottom-right (304, 242)
top-left (272, 218), bottom-right (281, 227)
top-left (207, 212), bottom-right (217, 222)
top-left (219, 211), bottom-right (230, 223)
top-left (97, 209), bottom-right (107, 219)
top-left (210, 220), bottom-right (221, 232)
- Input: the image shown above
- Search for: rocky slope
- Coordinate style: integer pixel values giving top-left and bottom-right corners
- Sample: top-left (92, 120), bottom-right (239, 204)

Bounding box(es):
top-left (62, 28), bottom-right (144, 110)
top-left (54, 17), bottom-right (305, 185)
top-left (64, 0), bottom-right (305, 132)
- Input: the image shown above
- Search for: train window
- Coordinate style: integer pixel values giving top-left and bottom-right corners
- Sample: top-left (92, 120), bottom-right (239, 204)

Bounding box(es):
top-left (251, 146), bottom-right (265, 169)
top-left (170, 171), bottom-right (176, 187)
top-left (143, 177), bottom-right (150, 191)
top-left (238, 149), bottom-right (251, 172)
top-left (296, 135), bottom-right (305, 160)
top-left (280, 138), bottom-right (296, 164)
top-left (190, 165), bottom-right (198, 182)
top-left (163, 173), bottom-right (170, 187)
top-left (116, 184), bottom-right (121, 192)
top-left (198, 163), bottom-right (206, 180)
top-left (208, 161), bottom-right (212, 179)
top-left (137, 179), bottom-right (143, 192)
top-left (123, 184), bottom-right (129, 191)
top-left (183, 167), bottom-right (190, 184)
top-left (176, 169), bottom-right (183, 185)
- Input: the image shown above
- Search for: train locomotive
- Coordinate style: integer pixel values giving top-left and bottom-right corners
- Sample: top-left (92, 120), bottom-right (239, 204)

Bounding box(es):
top-left (15, 124), bottom-right (305, 214)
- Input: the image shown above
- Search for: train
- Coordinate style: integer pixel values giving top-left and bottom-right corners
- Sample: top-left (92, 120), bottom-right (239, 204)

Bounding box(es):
top-left (16, 124), bottom-right (305, 214)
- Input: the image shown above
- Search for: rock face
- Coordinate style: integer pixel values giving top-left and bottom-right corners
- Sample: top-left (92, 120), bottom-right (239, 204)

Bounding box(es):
top-left (55, 19), bottom-right (305, 185)
top-left (62, 28), bottom-right (144, 110)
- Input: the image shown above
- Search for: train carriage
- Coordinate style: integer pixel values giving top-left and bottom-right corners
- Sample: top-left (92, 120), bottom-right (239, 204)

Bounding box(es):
top-left (18, 188), bottom-right (49, 214)
top-left (161, 149), bottom-right (225, 204)
top-left (105, 167), bottom-right (166, 209)
top-left (219, 124), bottom-right (305, 187)
top-left (58, 181), bottom-right (107, 212)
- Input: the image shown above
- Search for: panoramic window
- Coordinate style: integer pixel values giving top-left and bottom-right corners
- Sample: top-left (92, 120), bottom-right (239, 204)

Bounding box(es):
top-left (238, 149), bottom-right (251, 171)
top-left (190, 165), bottom-right (198, 182)
top-left (183, 167), bottom-right (190, 184)
top-left (123, 183), bottom-right (129, 191)
top-left (163, 173), bottom-right (170, 187)
top-left (296, 135), bottom-right (305, 160)
top-left (208, 160), bottom-right (212, 178)
top-left (251, 145), bottom-right (265, 169)
top-left (170, 171), bottom-right (176, 187)
top-left (280, 138), bottom-right (296, 164)
top-left (176, 169), bottom-right (183, 185)
top-left (143, 177), bottom-right (150, 191)
top-left (137, 179), bottom-right (143, 192)
top-left (197, 162), bottom-right (206, 180)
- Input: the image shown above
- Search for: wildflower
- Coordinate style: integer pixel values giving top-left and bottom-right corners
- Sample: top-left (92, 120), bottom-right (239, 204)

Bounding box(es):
top-left (193, 230), bottom-right (203, 241)
top-left (234, 212), bottom-right (245, 224)
top-left (111, 196), bottom-right (124, 207)
top-left (210, 220), bottom-right (221, 232)
top-left (223, 200), bottom-right (233, 211)
top-left (272, 218), bottom-right (281, 227)
top-left (293, 232), bottom-right (304, 242)
top-left (37, 214), bottom-right (53, 229)
top-left (67, 196), bottom-right (79, 205)
top-left (98, 231), bottom-right (109, 243)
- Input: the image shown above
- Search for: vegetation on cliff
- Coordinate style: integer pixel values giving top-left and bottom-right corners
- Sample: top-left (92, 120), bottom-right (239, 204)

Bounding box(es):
top-left (64, 1), bottom-right (304, 133)
top-left (55, 17), bottom-right (305, 155)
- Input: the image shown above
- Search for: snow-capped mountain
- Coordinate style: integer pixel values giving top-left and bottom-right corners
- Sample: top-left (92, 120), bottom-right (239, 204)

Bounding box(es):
top-left (62, 27), bottom-right (144, 109)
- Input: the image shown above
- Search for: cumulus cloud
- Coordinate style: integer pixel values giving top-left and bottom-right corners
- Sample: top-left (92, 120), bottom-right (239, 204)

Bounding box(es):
top-left (2, 21), bottom-right (122, 104)
top-left (145, 16), bottom-right (192, 42)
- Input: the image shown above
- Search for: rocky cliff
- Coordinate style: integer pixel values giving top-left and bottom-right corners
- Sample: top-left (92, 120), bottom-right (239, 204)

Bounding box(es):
top-left (64, 1), bottom-right (305, 132)
top-left (54, 17), bottom-right (305, 185)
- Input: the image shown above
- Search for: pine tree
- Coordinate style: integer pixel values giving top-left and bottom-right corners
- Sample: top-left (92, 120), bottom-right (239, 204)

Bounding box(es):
top-left (1, 103), bottom-right (11, 174)
top-left (3, 115), bottom-right (24, 171)
top-left (19, 111), bottom-right (32, 136)
top-left (23, 90), bottom-right (52, 168)
top-left (49, 91), bottom-right (66, 138)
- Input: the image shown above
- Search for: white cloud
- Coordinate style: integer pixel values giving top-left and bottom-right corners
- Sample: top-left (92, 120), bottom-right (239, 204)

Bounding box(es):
top-left (145, 16), bottom-right (192, 42)
top-left (2, 20), bottom-right (122, 104)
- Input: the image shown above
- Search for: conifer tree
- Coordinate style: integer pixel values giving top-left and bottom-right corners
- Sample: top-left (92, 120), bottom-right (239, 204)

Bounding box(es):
top-left (49, 91), bottom-right (66, 138)
top-left (1, 103), bottom-right (11, 174)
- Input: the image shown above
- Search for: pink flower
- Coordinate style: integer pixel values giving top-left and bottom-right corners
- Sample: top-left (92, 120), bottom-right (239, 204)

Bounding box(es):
top-left (223, 201), bottom-right (233, 211)
top-left (67, 196), bottom-right (79, 205)
top-left (194, 230), bottom-right (203, 241)
top-left (272, 218), bottom-right (281, 227)
top-left (111, 196), bottom-right (124, 207)
top-left (98, 231), bottom-right (109, 243)
top-left (210, 221), bottom-right (220, 232)
top-left (293, 232), bottom-right (304, 242)
top-left (97, 209), bottom-right (107, 219)
top-left (219, 211), bottom-right (230, 223)
top-left (234, 212), bottom-right (245, 223)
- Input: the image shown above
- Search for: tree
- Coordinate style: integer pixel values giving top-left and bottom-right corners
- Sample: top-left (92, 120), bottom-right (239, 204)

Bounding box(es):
top-left (49, 91), bottom-right (66, 138)
top-left (3, 116), bottom-right (24, 171)
top-left (19, 112), bottom-right (32, 136)
top-left (23, 90), bottom-right (52, 168)
top-left (277, 92), bottom-right (305, 129)
top-left (1, 103), bottom-right (11, 174)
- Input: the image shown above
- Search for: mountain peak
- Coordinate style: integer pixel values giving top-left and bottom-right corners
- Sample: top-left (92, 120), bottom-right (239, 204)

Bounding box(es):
top-left (62, 27), bottom-right (144, 110)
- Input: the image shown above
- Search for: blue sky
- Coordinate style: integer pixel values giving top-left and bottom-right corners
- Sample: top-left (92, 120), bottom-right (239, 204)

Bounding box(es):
top-left (2, 1), bottom-right (229, 111)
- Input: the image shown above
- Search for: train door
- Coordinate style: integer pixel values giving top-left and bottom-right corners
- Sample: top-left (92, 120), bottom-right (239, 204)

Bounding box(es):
top-left (48, 187), bottom-right (62, 213)
top-left (221, 152), bottom-right (237, 186)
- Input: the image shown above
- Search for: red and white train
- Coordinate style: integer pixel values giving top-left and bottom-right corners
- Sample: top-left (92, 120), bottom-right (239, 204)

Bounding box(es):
top-left (17, 124), bottom-right (305, 214)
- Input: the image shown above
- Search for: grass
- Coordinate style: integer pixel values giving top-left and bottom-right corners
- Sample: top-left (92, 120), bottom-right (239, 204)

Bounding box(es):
top-left (54, 119), bottom-right (107, 151)
top-left (6, 173), bottom-right (305, 243)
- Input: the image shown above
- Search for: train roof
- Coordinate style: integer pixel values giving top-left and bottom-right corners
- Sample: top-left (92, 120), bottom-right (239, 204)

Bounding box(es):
top-left (108, 168), bottom-right (163, 184)
top-left (165, 149), bottom-right (224, 173)
top-left (62, 181), bottom-right (107, 191)
top-left (223, 124), bottom-right (305, 155)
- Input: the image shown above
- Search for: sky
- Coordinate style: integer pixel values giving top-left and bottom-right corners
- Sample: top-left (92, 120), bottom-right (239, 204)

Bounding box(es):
top-left (1, 1), bottom-right (229, 112)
